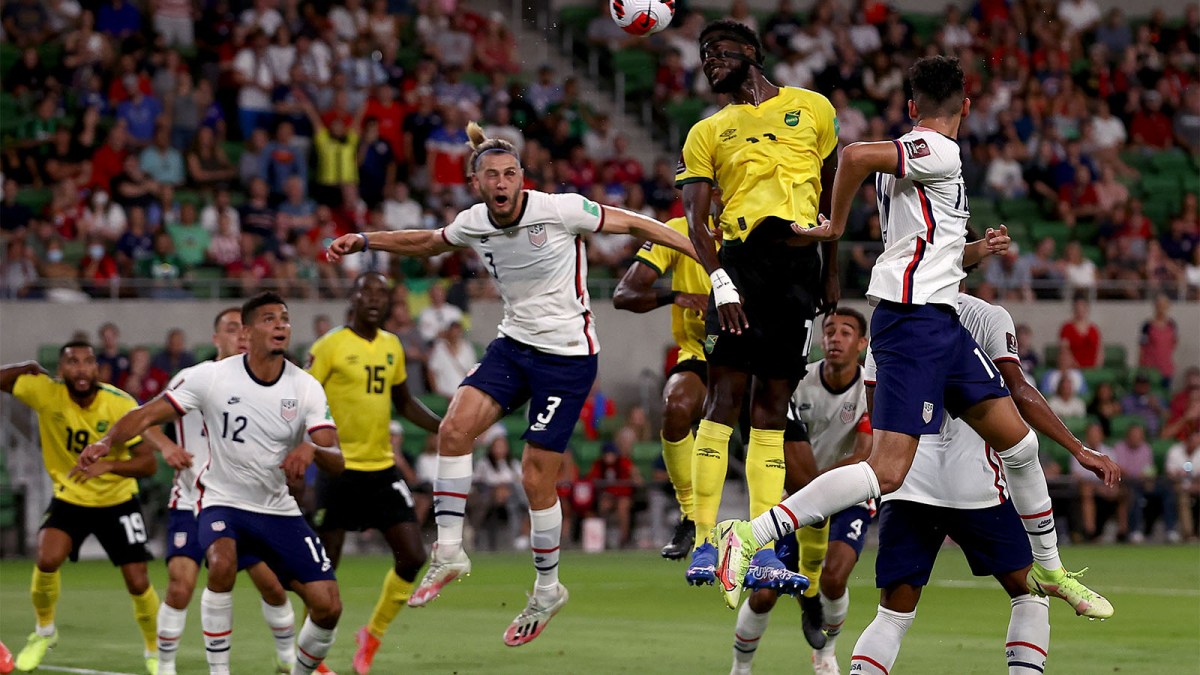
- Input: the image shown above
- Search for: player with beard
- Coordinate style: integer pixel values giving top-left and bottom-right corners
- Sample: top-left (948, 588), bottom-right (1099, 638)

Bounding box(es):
top-left (2, 343), bottom-right (162, 674)
top-left (306, 272), bottom-right (442, 674)
top-left (326, 122), bottom-right (697, 646)
top-left (674, 19), bottom-right (839, 600)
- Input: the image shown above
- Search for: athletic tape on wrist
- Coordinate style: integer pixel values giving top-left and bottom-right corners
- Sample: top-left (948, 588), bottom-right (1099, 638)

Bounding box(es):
top-left (710, 269), bottom-right (739, 306)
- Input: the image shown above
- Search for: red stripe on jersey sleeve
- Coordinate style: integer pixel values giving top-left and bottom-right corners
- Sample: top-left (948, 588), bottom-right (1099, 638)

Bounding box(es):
top-left (163, 391), bottom-right (187, 416)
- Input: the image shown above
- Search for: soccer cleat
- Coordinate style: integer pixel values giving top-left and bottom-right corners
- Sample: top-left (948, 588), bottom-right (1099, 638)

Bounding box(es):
top-left (316, 663), bottom-right (337, 674)
top-left (713, 520), bottom-right (761, 609)
top-left (14, 631), bottom-right (57, 672)
top-left (0, 640), bottom-right (13, 675)
top-left (799, 592), bottom-right (827, 650)
top-left (661, 518), bottom-right (696, 560)
top-left (686, 542), bottom-right (718, 585)
top-left (744, 549), bottom-right (809, 597)
top-left (1027, 563), bottom-right (1114, 620)
top-left (811, 650), bottom-right (839, 675)
top-left (144, 654), bottom-right (159, 675)
top-left (502, 583), bottom-right (569, 647)
top-left (275, 654), bottom-right (296, 673)
top-left (353, 627), bottom-right (381, 674)
top-left (408, 543), bottom-right (472, 608)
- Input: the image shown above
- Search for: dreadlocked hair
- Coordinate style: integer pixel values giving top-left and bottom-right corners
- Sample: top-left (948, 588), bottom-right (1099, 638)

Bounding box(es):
top-left (466, 121), bottom-right (519, 175)
top-left (699, 19), bottom-right (764, 65)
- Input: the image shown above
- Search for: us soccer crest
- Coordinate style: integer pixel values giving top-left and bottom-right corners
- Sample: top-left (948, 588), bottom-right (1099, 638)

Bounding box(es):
top-left (281, 398), bottom-right (298, 421)
top-left (840, 402), bottom-right (856, 424)
top-left (528, 223), bottom-right (547, 248)
top-left (922, 401), bottom-right (934, 424)
top-left (174, 531), bottom-right (188, 548)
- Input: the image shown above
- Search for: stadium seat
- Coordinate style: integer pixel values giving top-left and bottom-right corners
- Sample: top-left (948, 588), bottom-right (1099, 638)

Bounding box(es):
top-left (1149, 149), bottom-right (1191, 175)
top-left (558, 5), bottom-right (598, 37)
top-left (1082, 367), bottom-right (1122, 391)
top-left (664, 98), bottom-right (708, 147)
top-left (1103, 344), bottom-right (1128, 369)
top-left (193, 344), bottom-right (218, 363)
top-left (187, 267), bottom-right (225, 299)
top-left (1150, 438), bottom-right (1175, 471)
top-left (612, 50), bottom-right (656, 100)
top-left (999, 197), bottom-right (1042, 222)
top-left (418, 393), bottom-right (450, 416)
top-left (38, 344), bottom-right (59, 371)
top-left (572, 439), bottom-right (604, 469)
top-left (1107, 414), bottom-right (1143, 439)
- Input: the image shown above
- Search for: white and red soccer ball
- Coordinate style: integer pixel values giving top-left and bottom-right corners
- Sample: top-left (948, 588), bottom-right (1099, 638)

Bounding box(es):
top-left (610, 0), bottom-right (675, 36)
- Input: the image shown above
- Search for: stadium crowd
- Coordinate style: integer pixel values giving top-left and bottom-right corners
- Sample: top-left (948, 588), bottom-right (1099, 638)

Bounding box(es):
top-left (0, 0), bottom-right (1196, 302)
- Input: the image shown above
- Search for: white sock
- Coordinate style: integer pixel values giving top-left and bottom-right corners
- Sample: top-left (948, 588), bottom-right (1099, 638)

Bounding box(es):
top-left (818, 589), bottom-right (850, 655)
top-left (997, 431), bottom-right (1063, 570)
top-left (529, 501), bottom-right (563, 599)
top-left (751, 462), bottom-right (881, 544)
top-left (292, 618), bottom-right (337, 675)
top-left (156, 603), bottom-right (187, 670)
top-left (261, 598), bottom-right (296, 666)
top-left (732, 601), bottom-right (770, 669)
top-left (201, 589), bottom-right (234, 675)
top-left (1006, 595), bottom-right (1050, 674)
top-left (35, 622), bottom-right (56, 638)
top-left (434, 454), bottom-right (473, 557)
top-left (851, 605), bottom-right (915, 674)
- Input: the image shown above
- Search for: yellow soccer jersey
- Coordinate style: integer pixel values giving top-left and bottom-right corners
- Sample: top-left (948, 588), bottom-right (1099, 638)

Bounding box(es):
top-left (635, 216), bottom-right (715, 362)
top-left (675, 87), bottom-right (839, 242)
top-left (12, 374), bottom-right (143, 508)
top-left (308, 326), bottom-right (407, 471)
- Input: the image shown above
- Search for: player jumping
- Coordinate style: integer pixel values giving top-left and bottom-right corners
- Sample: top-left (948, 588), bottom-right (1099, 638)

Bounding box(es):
top-left (78, 292), bottom-right (346, 675)
top-left (712, 56), bottom-right (1119, 618)
top-left (675, 19), bottom-right (840, 600)
top-left (307, 272), bottom-right (442, 674)
top-left (326, 123), bottom-right (698, 646)
top-left (2, 344), bottom-right (162, 675)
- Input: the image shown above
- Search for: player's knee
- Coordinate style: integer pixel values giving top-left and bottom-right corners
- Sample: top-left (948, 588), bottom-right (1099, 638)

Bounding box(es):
top-left (820, 575), bottom-right (847, 600)
top-left (747, 588), bottom-right (778, 614)
top-left (123, 567), bottom-right (151, 595)
top-left (309, 589), bottom-right (342, 627)
top-left (661, 397), bottom-right (697, 439)
top-left (35, 555), bottom-right (64, 574)
top-left (997, 430), bottom-right (1038, 468)
top-left (437, 416), bottom-right (475, 453)
top-left (395, 550), bottom-right (426, 580)
top-left (166, 578), bottom-right (195, 607)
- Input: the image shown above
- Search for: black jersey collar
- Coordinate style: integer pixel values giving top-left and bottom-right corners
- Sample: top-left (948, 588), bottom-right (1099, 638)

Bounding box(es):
top-left (487, 190), bottom-right (530, 230)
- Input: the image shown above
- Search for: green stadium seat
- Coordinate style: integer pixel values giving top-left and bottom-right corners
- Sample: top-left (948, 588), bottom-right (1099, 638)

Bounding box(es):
top-left (417, 393), bottom-right (450, 416)
top-left (1150, 438), bottom-right (1174, 471)
top-left (999, 198), bottom-right (1041, 222)
top-left (14, 187), bottom-right (51, 214)
top-left (1082, 367), bottom-right (1122, 391)
top-left (193, 344), bottom-right (218, 363)
top-left (1061, 416), bottom-right (1090, 437)
top-left (632, 441), bottom-right (660, 464)
top-left (1102, 344), bottom-right (1127, 369)
top-left (664, 98), bottom-right (708, 146)
top-left (1080, 244), bottom-right (1104, 266)
top-left (1149, 149), bottom-right (1191, 174)
top-left (612, 50), bottom-right (656, 98)
top-left (572, 439), bottom-right (604, 470)
top-left (187, 267), bottom-right (225, 299)
top-left (558, 5), bottom-right (598, 35)
top-left (1108, 414), bottom-right (1143, 439)
top-left (1043, 343), bottom-right (1061, 367)
top-left (61, 240), bottom-right (86, 266)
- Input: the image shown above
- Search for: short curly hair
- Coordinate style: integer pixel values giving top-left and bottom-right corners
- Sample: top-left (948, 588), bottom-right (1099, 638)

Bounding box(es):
top-left (699, 19), bottom-right (763, 65)
top-left (909, 56), bottom-right (965, 117)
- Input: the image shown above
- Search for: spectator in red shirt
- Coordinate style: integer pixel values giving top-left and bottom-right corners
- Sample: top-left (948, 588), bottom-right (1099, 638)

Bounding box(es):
top-left (118, 346), bottom-right (171, 403)
top-left (363, 84), bottom-right (408, 161)
top-left (654, 49), bottom-right (691, 104)
top-left (89, 123), bottom-right (130, 192)
top-left (78, 236), bottom-right (119, 297)
top-left (1131, 91), bottom-right (1174, 149)
top-left (1059, 297), bottom-right (1103, 368)
top-left (585, 427), bottom-right (643, 547)
top-left (1139, 293), bottom-right (1179, 386)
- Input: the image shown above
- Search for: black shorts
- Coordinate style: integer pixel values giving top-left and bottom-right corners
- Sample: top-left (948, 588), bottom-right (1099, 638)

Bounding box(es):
top-left (667, 357), bottom-right (708, 384)
top-left (705, 218), bottom-right (822, 381)
top-left (41, 497), bottom-right (152, 567)
top-left (313, 466), bottom-right (417, 533)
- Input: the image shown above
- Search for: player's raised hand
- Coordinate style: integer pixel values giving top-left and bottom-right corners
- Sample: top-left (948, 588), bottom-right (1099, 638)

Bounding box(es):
top-left (69, 458), bottom-right (113, 483)
top-left (1077, 444), bottom-right (1121, 488)
top-left (790, 214), bottom-right (843, 241)
top-left (325, 233), bottom-right (366, 263)
top-left (984, 224), bottom-right (1011, 257)
top-left (280, 442), bottom-right (316, 483)
top-left (675, 292), bottom-right (709, 314)
top-left (710, 269), bottom-right (748, 334)
top-left (159, 440), bottom-right (193, 470)
top-left (77, 440), bottom-right (112, 467)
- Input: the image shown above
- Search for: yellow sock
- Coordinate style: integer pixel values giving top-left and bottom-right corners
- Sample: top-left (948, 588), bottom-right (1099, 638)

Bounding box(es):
top-left (130, 586), bottom-right (160, 653)
top-left (661, 432), bottom-right (695, 520)
top-left (31, 568), bottom-right (60, 629)
top-left (797, 520), bottom-right (830, 598)
top-left (746, 427), bottom-right (786, 550)
top-left (691, 419), bottom-right (733, 548)
top-left (367, 569), bottom-right (414, 638)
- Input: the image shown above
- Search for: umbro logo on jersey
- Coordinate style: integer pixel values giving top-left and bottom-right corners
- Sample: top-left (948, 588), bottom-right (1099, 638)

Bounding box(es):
top-left (227, 397), bottom-right (240, 405)
top-left (922, 401), bottom-right (934, 424)
top-left (796, 403), bottom-right (813, 411)
top-left (281, 398), bottom-right (298, 421)
top-left (719, 128), bottom-right (737, 141)
top-left (765, 458), bottom-right (786, 470)
top-left (346, 354), bottom-right (359, 364)
top-left (696, 447), bottom-right (721, 459)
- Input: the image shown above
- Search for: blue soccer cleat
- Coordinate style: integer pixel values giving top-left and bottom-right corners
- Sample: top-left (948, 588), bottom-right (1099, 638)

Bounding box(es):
top-left (686, 542), bottom-right (718, 585)
top-left (744, 549), bottom-right (809, 597)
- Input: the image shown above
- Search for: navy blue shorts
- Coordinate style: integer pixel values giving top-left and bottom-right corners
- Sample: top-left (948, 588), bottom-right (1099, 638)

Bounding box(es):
top-left (869, 301), bottom-right (1009, 436)
top-left (461, 336), bottom-right (598, 453)
top-left (168, 508), bottom-right (263, 568)
top-left (198, 506), bottom-right (335, 585)
top-left (874, 499), bottom-right (1033, 589)
top-left (777, 505), bottom-right (873, 572)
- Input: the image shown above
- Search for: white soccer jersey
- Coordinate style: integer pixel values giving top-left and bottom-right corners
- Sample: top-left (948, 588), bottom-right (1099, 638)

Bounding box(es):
top-left (164, 356), bottom-right (335, 516)
top-left (788, 360), bottom-right (870, 471)
top-left (440, 190), bottom-right (604, 356)
top-left (166, 363), bottom-right (210, 512)
top-left (870, 293), bottom-right (1019, 508)
top-left (867, 128), bottom-right (970, 308)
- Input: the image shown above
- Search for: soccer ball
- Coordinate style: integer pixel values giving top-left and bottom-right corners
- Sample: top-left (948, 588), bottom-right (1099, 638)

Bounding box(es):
top-left (610, 0), bottom-right (675, 36)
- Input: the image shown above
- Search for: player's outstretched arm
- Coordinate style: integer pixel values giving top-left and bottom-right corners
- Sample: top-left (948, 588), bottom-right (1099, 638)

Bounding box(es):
top-left (326, 230), bottom-right (457, 262)
top-left (143, 425), bottom-right (192, 470)
top-left (817, 149), bottom-right (841, 313)
top-left (77, 396), bottom-right (182, 468)
top-left (601, 206), bottom-right (698, 262)
top-left (612, 260), bottom-right (706, 314)
top-left (997, 361), bottom-right (1121, 487)
top-left (681, 181), bottom-right (747, 333)
top-left (72, 432), bottom-right (159, 483)
top-left (281, 427), bottom-right (345, 482)
top-left (794, 141), bottom-right (900, 242)
top-left (392, 381), bottom-right (440, 433)
top-left (0, 361), bottom-right (47, 392)
top-left (963, 225), bottom-right (1010, 268)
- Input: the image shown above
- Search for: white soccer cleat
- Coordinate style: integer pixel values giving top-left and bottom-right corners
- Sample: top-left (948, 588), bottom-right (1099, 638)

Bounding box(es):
top-left (811, 649), bottom-right (839, 675)
top-left (502, 583), bottom-right (569, 647)
top-left (408, 543), bottom-right (472, 608)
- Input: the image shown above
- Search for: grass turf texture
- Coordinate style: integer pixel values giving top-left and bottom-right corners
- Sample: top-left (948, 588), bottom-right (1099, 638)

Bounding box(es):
top-left (0, 545), bottom-right (1195, 673)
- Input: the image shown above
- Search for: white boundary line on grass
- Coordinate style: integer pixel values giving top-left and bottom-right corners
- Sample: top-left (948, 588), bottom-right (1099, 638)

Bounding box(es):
top-left (929, 579), bottom-right (1200, 597)
top-left (39, 666), bottom-right (141, 675)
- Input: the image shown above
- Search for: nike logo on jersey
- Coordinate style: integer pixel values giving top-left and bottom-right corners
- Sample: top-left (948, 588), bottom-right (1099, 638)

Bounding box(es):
top-left (227, 397), bottom-right (240, 405)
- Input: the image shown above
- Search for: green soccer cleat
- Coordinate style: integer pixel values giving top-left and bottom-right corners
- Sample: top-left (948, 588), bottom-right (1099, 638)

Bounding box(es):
top-left (144, 653), bottom-right (159, 675)
top-left (1027, 563), bottom-right (1114, 620)
top-left (15, 631), bottom-right (57, 672)
top-left (713, 520), bottom-right (761, 610)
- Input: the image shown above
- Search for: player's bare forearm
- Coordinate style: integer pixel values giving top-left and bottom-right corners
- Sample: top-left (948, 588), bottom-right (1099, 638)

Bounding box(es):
top-left (963, 225), bottom-right (1011, 267)
top-left (603, 207), bottom-right (698, 262)
top-left (82, 397), bottom-right (181, 465)
top-left (393, 382), bottom-right (440, 433)
top-left (682, 181), bottom-right (722, 274)
top-left (310, 427), bottom-right (345, 475)
top-left (999, 362), bottom-right (1080, 455)
top-left (146, 425), bottom-right (192, 469)
top-left (809, 141), bottom-right (899, 241)
top-left (107, 440), bottom-right (158, 478)
top-left (0, 361), bottom-right (47, 392)
top-left (326, 229), bottom-right (454, 262)
top-left (613, 261), bottom-right (672, 313)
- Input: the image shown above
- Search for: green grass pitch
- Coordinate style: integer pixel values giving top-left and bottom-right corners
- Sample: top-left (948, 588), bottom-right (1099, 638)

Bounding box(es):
top-left (1, 545), bottom-right (1196, 673)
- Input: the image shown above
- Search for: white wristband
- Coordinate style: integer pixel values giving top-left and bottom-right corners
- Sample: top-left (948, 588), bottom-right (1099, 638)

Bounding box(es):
top-left (710, 269), bottom-right (739, 307)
